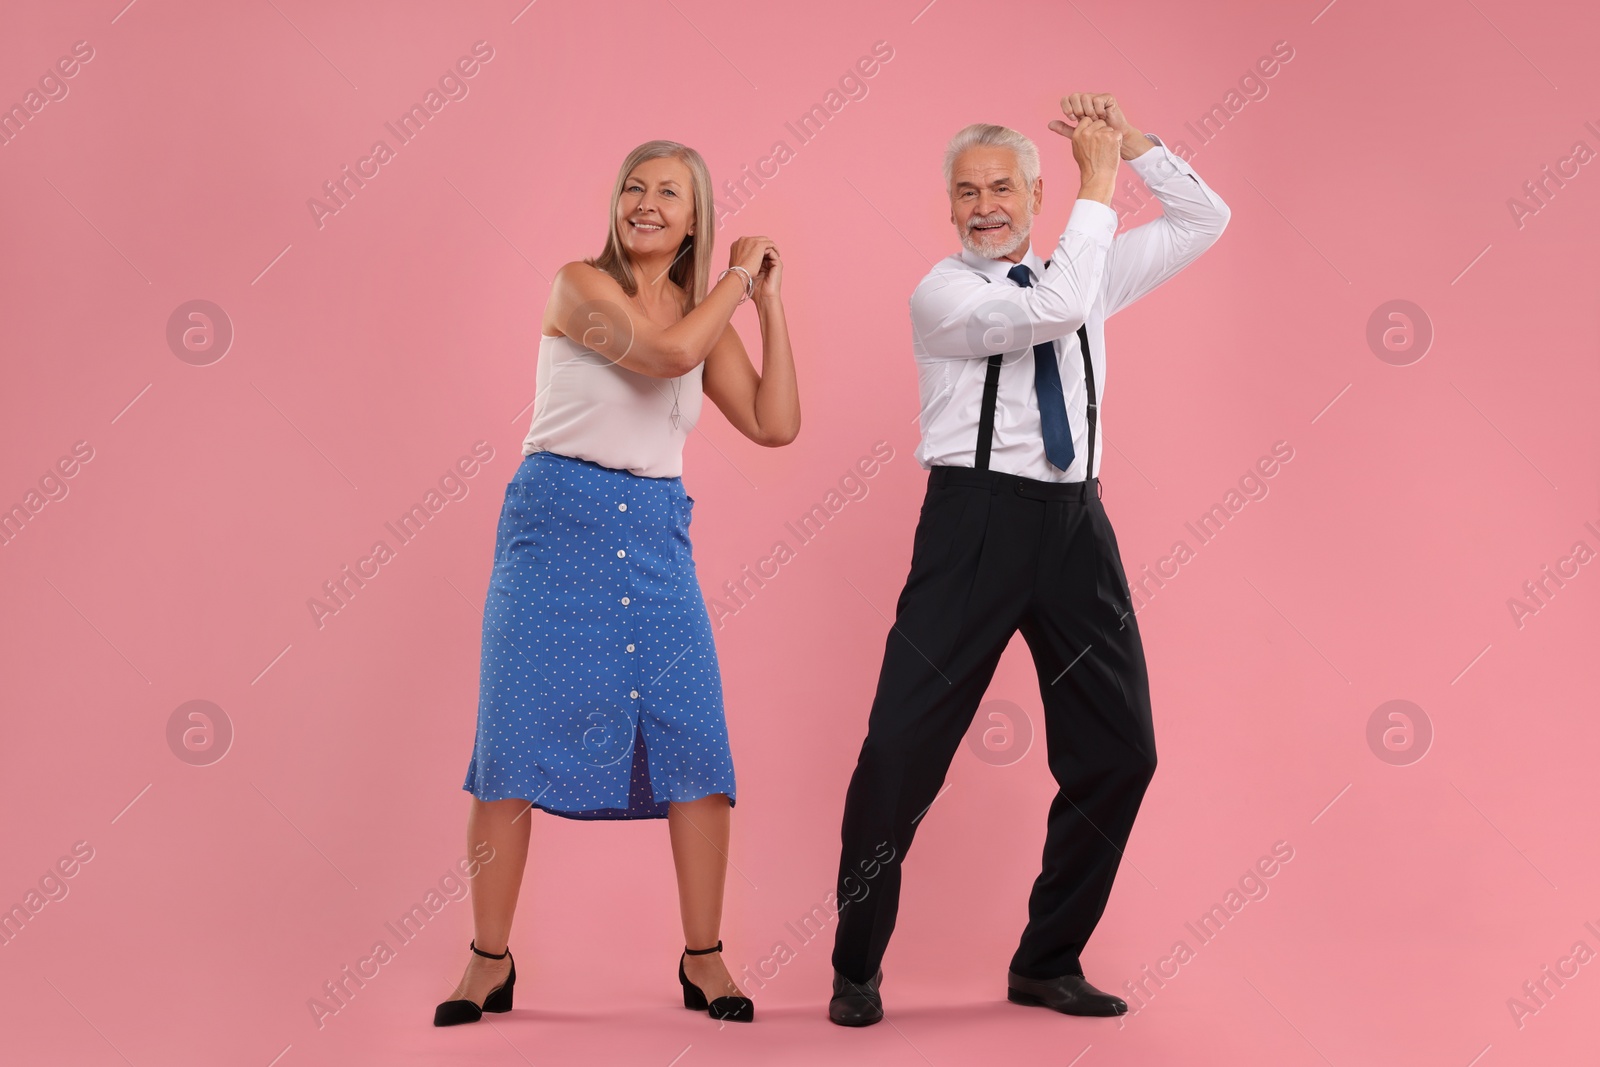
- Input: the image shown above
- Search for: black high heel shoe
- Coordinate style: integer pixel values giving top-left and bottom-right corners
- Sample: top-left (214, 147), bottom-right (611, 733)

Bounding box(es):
top-left (678, 940), bottom-right (754, 1022)
top-left (433, 939), bottom-right (515, 1026)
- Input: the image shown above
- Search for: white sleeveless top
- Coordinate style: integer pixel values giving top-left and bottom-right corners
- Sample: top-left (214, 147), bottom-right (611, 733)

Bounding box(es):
top-left (521, 332), bottom-right (703, 478)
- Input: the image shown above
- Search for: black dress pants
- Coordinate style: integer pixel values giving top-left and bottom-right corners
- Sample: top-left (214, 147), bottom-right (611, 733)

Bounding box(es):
top-left (831, 463), bottom-right (1157, 984)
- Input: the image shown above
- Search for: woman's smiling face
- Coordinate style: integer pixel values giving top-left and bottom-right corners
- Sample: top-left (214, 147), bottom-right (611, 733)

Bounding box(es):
top-left (617, 155), bottom-right (695, 261)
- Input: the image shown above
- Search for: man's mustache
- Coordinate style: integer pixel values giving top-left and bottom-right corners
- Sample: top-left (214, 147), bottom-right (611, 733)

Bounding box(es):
top-left (967, 213), bottom-right (1014, 233)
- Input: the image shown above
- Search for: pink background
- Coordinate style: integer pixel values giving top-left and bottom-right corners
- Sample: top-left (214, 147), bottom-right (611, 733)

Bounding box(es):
top-left (2, 0), bottom-right (1597, 1064)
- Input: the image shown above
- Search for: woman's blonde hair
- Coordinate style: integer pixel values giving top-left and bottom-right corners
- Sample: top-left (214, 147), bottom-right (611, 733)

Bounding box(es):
top-left (585, 140), bottom-right (716, 312)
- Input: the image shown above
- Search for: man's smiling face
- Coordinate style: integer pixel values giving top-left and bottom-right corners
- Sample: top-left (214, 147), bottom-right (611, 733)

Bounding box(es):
top-left (949, 145), bottom-right (1043, 261)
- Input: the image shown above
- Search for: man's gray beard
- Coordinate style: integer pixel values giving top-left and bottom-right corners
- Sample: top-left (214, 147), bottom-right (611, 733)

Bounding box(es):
top-left (961, 218), bottom-right (1031, 259)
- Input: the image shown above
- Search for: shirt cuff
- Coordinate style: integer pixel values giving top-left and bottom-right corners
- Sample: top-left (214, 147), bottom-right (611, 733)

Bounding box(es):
top-left (1065, 197), bottom-right (1118, 243)
top-left (1126, 132), bottom-right (1185, 184)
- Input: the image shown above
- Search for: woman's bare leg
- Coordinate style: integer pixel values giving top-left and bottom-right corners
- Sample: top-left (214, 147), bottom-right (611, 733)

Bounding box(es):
top-left (669, 794), bottom-right (745, 998)
top-left (445, 797), bottom-right (532, 1004)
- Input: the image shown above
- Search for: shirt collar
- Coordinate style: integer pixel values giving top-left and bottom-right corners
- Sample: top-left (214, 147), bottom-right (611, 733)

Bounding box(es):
top-left (957, 243), bottom-right (1047, 284)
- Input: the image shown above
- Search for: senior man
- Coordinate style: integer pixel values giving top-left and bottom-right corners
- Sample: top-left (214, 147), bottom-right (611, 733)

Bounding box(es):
top-left (828, 93), bottom-right (1231, 1025)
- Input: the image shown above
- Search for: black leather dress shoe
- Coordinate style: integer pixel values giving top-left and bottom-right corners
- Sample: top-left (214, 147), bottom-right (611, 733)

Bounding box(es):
top-left (828, 967), bottom-right (884, 1026)
top-left (1006, 970), bottom-right (1127, 1016)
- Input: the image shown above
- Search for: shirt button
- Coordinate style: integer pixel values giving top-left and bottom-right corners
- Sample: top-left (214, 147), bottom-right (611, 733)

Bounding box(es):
top-left (620, 596), bottom-right (630, 605)
top-left (630, 690), bottom-right (639, 699)
top-left (618, 503), bottom-right (627, 511)
top-left (616, 549), bottom-right (626, 558)
top-left (626, 643), bottom-right (635, 652)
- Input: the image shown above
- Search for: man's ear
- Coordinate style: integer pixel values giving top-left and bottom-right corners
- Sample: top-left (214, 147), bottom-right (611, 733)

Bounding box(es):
top-left (1032, 176), bottom-right (1045, 214)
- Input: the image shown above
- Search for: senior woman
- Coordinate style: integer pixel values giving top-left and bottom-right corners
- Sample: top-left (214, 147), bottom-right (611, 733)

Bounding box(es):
top-left (435, 140), bottom-right (799, 1027)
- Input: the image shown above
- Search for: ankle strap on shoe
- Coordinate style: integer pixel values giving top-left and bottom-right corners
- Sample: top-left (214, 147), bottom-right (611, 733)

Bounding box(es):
top-left (684, 940), bottom-right (723, 955)
top-left (470, 939), bottom-right (510, 959)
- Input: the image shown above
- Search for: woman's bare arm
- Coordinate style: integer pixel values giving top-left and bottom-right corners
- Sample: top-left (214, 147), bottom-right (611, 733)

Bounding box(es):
top-left (546, 243), bottom-right (771, 378)
top-left (702, 289), bottom-right (799, 447)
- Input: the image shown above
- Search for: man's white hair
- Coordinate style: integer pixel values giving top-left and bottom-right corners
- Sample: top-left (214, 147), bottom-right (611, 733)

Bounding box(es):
top-left (942, 123), bottom-right (1041, 193)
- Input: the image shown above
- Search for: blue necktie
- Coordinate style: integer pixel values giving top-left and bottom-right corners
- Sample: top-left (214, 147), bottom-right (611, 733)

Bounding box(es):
top-left (1007, 263), bottom-right (1075, 471)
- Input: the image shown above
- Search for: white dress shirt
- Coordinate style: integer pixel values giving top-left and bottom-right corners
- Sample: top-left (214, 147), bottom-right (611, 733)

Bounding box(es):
top-left (910, 132), bottom-right (1231, 482)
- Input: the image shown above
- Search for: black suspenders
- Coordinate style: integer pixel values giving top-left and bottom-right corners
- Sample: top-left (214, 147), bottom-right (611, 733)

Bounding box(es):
top-left (1077, 321), bottom-right (1098, 482)
top-left (973, 259), bottom-right (1097, 481)
top-left (974, 350), bottom-right (1004, 470)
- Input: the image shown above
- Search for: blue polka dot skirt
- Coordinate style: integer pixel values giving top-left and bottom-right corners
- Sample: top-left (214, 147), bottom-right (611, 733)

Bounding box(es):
top-left (463, 450), bottom-right (736, 820)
